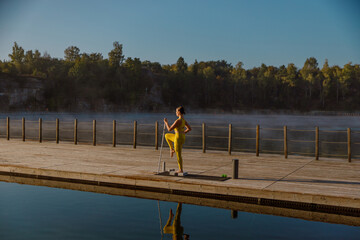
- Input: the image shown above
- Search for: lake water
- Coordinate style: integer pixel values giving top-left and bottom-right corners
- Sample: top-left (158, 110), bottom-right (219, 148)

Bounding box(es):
top-left (1, 112), bottom-right (359, 128)
top-left (1, 112), bottom-right (359, 159)
top-left (0, 181), bottom-right (359, 240)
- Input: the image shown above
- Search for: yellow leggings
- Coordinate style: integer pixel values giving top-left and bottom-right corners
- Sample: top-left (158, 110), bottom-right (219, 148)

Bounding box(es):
top-left (163, 203), bottom-right (184, 237)
top-left (165, 133), bottom-right (185, 171)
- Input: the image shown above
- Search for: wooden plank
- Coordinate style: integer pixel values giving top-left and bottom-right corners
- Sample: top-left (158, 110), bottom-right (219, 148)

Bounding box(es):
top-left (0, 139), bottom-right (359, 210)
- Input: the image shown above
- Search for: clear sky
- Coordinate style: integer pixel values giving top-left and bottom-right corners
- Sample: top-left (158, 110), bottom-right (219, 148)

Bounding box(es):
top-left (0, 0), bottom-right (359, 69)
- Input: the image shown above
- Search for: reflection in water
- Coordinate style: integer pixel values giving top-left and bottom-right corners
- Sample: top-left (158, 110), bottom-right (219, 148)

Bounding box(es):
top-left (0, 180), bottom-right (359, 239)
top-left (162, 203), bottom-right (189, 240)
top-left (1, 175), bottom-right (359, 227)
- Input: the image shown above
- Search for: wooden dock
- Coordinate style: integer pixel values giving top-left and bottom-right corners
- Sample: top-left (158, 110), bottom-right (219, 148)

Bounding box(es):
top-left (0, 139), bottom-right (359, 225)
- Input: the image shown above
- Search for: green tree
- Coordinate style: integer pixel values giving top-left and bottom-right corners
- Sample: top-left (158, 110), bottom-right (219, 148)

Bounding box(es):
top-left (282, 63), bottom-right (303, 108)
top-left (3, 41), bottom-right (360, 112)
top-left (34, 49), bottom-right (41, 59)
top-left (189, 59), bottom-right (199, 76)
top-left (25, 50), bottom-right (33, 63)
top-left (108, 41), bottom-right (124, 67)
top-left (332, 65), bottom-right (342, 104)
top-left (321, 59), bottom-right (335, 107)
top-left (89, 53), bottom-right (103, 62)
top-left (8, 42), bottom-right (25, 63)
top-left (281, 63), bottom-right (298, 87)
top-left (23, 50), bottom-right (34, 74)
top-left (142, 61), bottom-right (162, 73)
top-left (0, 61), bottom-right (16, 75)
top-left (64, 46), bottom-right (80, 61)
top-left (231, 61), bottom-right (247, 106)
top-left (300, 57), bottom-right (320, 100)
top-left (339, 63), bottom-right (360, 109)
top-left (201, 66), bottom-right (215, 105)
top-left (8, 42), bottom-right (25, 74)
top-left (176, 57), bottom-right (187, 73)
top-left (31, 50), bottom-right (44, 77)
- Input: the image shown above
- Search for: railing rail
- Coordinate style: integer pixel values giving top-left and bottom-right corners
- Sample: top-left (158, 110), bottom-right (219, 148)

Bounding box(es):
top-left (1, 117), bottom-right (358, 162)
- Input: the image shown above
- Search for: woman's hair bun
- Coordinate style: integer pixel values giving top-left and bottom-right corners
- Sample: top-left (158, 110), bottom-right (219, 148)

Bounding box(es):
top-left (177, 106), bottom-right (185, 114)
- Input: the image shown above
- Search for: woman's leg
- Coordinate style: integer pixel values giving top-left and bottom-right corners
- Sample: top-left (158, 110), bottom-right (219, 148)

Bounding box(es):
top-left (175, 146), bottom-right (183, 172)
top-left (163, 208), bottom-right (174, 234)
top-left (174, 135), bottom-right (185, 172)
top-left (174, 203), bottom-right (182, 227)
top-left (165, 133), bottom-right (175, 157)
top-left (172, 203), bottom-right (184, 238)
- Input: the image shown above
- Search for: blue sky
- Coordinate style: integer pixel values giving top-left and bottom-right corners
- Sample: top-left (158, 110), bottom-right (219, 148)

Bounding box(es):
top-left (0, 0), bottom-right (359, 69)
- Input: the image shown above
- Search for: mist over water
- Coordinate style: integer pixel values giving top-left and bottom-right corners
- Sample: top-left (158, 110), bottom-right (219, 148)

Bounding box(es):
top-left (0, 112), bottom-right (359, 129)
top-left (1, 112), bottom-right (359, 159)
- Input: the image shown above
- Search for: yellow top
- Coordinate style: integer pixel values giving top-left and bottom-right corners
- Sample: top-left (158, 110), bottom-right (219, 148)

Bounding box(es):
top-left (175, 118), bottom-right (185, 134)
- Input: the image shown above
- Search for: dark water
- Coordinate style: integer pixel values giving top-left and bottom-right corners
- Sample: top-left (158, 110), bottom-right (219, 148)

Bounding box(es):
top-left (0, 112), bottom-right (359, 128)
top-left (1, 112), bottom-right (359, 158)
top-left (0, 181), bottom-right (359, 240)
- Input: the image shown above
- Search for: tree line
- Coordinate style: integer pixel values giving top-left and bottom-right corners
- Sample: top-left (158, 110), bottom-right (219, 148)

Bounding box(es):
top-left (0, 41), bottom-right (359, 112)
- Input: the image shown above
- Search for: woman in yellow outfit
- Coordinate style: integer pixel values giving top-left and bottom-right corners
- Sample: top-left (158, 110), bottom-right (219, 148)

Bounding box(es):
top-left (164, 106), bottom-right (192, 173)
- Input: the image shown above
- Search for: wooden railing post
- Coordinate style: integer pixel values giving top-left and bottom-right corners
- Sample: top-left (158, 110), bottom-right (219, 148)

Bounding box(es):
top-left (348, 128), bottom-right (351, 163)
top-left (256, 125), bottom-right (260, 156)
top-left (133, 121), bottom-right (137, 149)
top-left (113, 120), bottom-right (116, 147)
top-left (228, 124), bottom-right (232, 155)
top-left (22, 117), bottom-right (25, 141)
top-left (232, 159), bottom-right (238, 179)
top-left (6, 117), bottom-right (9, 140)
top-left (202, 123), bottom-right (206, 153)
top-left (56, 118), bottom-right (59, 144)
top-left (284, 125), bottom-right (288, 158)
top-left (315, 126), bottom-right (319, 160)
top-left (74, 119), bottom-right (78, 145)
top-left (93, 120), bottom-right (96, 146)
top-left (155, 121), bottom-right (159, 150)
top-left (39, 118), bottom-right (42, 143)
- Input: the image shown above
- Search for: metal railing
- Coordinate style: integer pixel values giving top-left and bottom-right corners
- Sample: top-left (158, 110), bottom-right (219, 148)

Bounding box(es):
top-left (1, 117), bottom-right (358, 162)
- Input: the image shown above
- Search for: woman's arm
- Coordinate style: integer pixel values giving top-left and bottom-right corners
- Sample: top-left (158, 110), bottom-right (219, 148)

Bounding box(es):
top-left (184, 121), bottom-right (192, 133)
top-left (164, 118), bottom-right (181, 131)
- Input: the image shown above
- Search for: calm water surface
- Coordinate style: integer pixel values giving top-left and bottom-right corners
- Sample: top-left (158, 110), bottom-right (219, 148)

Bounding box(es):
top-left (0, 181), bottom-right (359, 240)
top-left (1, 112), bottom-right (359, 129)
top-left (1, 112), bottom-right (359, 158)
